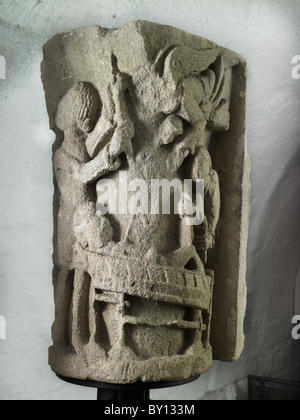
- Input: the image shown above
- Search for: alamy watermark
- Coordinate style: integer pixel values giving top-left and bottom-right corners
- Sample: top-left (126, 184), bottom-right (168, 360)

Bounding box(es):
top-left (292, 316), bottom-right (300, 340)
top-left (292, 55), bottom-right (300, 80)
top-left (96, 172), bottom-right (205, 226)
top-left (0, 315), bottom-right (6, 340)
top-left (0, 55), bottom-right (6, 80)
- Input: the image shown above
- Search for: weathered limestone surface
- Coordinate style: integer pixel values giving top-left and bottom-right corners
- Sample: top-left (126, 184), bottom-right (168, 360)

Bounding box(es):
top-left (41, 21), bottom-right (250, 384)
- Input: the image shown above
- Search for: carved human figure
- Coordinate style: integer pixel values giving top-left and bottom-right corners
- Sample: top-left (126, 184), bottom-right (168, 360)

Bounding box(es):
top-left (54, 82), bottom-right (120, 267)
top-left (191, 147), bottom-right (220, 265)
top-left (52, 82), bottom-right (123, 349)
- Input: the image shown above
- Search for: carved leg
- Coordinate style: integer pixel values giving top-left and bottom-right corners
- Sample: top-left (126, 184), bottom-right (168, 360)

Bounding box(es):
top-left (52, 268), bottom-right (74, 349)
top-left (72, 270), bottom-right (91, 357)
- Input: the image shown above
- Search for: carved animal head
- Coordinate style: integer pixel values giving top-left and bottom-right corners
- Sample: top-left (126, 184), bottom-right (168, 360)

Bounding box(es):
top-left (159, 47), bottom-right (231, 132)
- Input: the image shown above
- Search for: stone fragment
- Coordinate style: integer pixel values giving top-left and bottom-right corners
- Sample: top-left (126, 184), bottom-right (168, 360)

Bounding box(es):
top-left (41, 21), bottom-right (250, 384)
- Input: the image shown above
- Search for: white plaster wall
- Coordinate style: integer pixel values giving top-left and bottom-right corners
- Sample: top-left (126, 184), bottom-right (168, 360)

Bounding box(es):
top-left (0, 0), bottom-right (300, 400)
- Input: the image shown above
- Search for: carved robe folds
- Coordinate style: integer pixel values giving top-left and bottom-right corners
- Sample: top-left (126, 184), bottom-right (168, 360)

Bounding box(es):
top-left (41, 21), bottom-right (250, 384)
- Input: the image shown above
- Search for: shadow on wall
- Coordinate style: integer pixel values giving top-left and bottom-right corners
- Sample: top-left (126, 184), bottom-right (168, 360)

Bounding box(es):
top-left (245, 147), bottom-right (300, 381)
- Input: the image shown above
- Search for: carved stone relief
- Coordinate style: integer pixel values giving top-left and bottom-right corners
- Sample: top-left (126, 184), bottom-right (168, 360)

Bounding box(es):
top-left (41, 21), bottom-right (250, 384)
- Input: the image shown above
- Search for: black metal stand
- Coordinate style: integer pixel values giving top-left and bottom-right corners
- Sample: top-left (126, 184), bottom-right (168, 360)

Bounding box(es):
top-left (57, 374), bottom-right (200, 400)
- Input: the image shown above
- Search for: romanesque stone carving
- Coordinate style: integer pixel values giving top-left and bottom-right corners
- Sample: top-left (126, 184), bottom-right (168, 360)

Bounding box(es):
top-left (41, 21), bottom-right (250, 384)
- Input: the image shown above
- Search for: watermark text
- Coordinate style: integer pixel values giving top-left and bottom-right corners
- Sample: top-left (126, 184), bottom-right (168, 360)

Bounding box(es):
top-left (0, 55), bottom-right (6, 80)
top-left (292, 55), bottom-right (300, 80)
top-left (96, 172), bottom-right (205, 226)
top-left (292, 316), bottom-right (300, 340)
top-left (0, 315), bottom-right (6, 340)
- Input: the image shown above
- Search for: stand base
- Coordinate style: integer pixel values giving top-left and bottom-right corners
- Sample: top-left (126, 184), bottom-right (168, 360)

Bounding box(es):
top-left (57, 374), bottom-right (200, 400)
